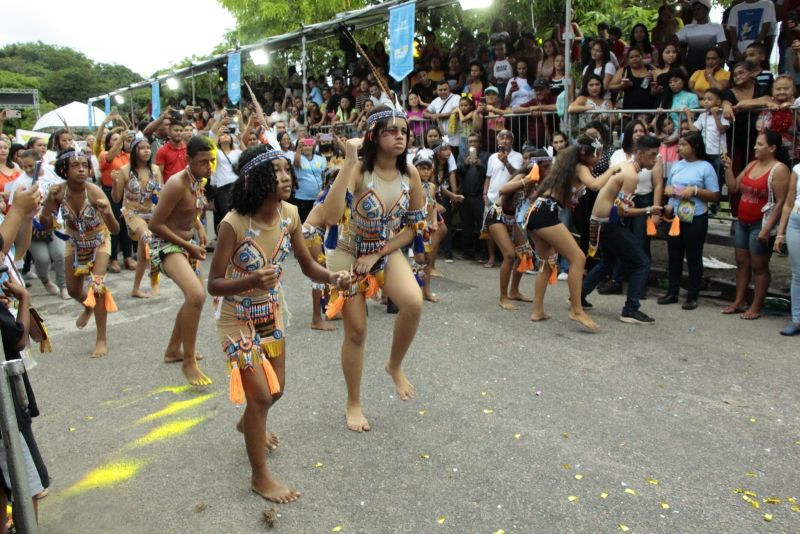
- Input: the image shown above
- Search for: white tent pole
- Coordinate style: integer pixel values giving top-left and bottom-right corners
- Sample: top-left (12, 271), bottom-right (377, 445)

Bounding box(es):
top-left (563, 0), bottom-right (572, 141)
top-left (302, 32), bottom-right (308, 128)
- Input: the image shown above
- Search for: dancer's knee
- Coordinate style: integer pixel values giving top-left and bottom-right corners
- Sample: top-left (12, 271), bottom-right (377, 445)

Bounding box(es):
top-left (344, 322), bottom-right (367, 347)
top-left (185, 286), bottom-right (206, 308)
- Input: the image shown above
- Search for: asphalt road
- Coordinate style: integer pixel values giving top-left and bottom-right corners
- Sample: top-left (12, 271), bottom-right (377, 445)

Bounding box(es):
top-left (21, 256), bottom-right (800, 533)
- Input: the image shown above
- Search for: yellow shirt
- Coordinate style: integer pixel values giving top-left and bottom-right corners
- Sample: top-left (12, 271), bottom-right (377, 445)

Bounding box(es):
top-left (689, 69), bottom-right (730, 95)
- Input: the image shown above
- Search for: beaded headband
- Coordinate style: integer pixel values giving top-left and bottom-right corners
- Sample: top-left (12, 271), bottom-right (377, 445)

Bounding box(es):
top-left (239, 149), bottom-right (286, 176)
top-left (366, 109), bottom-right (407, 128)
top-left (57, 149), bottom-right (87, 161)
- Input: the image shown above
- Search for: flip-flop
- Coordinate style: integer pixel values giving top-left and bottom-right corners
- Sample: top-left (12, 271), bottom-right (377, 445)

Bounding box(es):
top-left (740, 311), bottom-right (761, 320)
top-left (721, 305), bottom-right (747, 315)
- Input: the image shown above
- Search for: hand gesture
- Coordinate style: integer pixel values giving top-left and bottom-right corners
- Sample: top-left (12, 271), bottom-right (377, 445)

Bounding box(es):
top-left (621, 78), bottom-right (633, 89)
top-left (679, 187), bottom-right (694, 200)
top-left (2, 279), bottom-right (28, 301)
top-left (187, 243), bottom-right (207, 261)
top-left (497, 150), bottom-right (508, 163)
top-left (14, 184), bottom-right (41, 213)
top-left (756, 227), bottom-right (770, 244)
top-left (664, 185), bottom-right (674, 197)
top-left (354, 252), bottom-right (381, 275)
top-left (721, 153), bottom-right (732, 171)
top-left (94, 196), bottom-right (110, 213)
top-left (249, 266), bottom-right (278, 291)
top-left (774, 235), bottom-right (786, 253)
top-left (345, 137), bottom-right (363, 156)
top-left (329, 270), bottom-right (354, 290)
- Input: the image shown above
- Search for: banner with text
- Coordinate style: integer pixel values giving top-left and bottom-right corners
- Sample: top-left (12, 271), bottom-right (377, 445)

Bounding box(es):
top-left (388, 1), bottom-right (415, 82)
top-left (228, 52), bottom-right (241, 105)
top-left (151, 81), bottom-right (161, 118)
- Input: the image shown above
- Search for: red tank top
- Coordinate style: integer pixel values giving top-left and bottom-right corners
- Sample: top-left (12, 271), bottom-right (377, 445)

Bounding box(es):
top-left (738, 162), bottom-right (775, 224)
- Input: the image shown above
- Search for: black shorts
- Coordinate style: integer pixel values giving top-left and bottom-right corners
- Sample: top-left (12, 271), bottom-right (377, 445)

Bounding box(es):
top-left (526, 197), bottom-right (563, 231)
top-left (483, 205), bottom-right (515, 232)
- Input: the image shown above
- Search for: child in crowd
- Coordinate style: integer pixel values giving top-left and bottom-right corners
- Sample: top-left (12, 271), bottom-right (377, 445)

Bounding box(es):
top-left (738, 75), bottom-right (799, 158)
top-left (207, 145), bottom-right (351, 503)
top-left (745, 43), bottom-right (774, 93)
top-left (653, 113), bottom-right (680, 176)
top-left (413, 149), bottom-right (446, 302)
top-left (455, 96), bottom-right (476, 156)
top-left (40, 149), bottom-right (120, 358)
top-left (685, 87), bottom-right (730, 180)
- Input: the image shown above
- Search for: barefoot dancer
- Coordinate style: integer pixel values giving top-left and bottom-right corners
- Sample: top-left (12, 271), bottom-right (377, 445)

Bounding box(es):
top-left (582, 135), bottom-right (663, 325)
top-left (112, 137), bottom-right (163, 299)
top-left (520, 138), bottom-right (605, 329)
top-left (149, 136), bottom-right (213, 386)
top-left (321, 105), bottom-right (426, 432)
top-left (40, 149), bottom-right (120, 357)
top-left (208, 145), bottom-right (352, 504)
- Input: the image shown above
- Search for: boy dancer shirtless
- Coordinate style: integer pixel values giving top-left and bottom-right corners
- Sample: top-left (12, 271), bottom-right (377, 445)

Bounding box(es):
top-left (582, 135), bottom-right (662, 324)
top-left (149, 136), bottom-right (213, 385)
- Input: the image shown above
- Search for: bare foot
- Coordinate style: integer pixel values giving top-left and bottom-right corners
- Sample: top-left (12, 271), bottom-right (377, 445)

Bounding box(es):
top-left (164, 349), bottom-right (184, 363)
top-left (76, 307), bottom-right (92, 329)
top-left (310, 319), bottom-right (337, 331)
top-left (430, 268), bottom-right (444, 278)
top-left (569, 310), bottom-right (599, 332)
top-left (346, 402), bottom-right (371, 432)
top-left (150, 285), bottom-right (161, 297)
top-left (530, 312), bottom-right (551, 321)
top-left (508, 292), bottom-right (533, 302)
top-left (251, 476), bottom-right (301, 504)
top-left (131, 288), bottom-right (151, 299)
top-left (499, 298), bottom-right (519, 311)
top-left (423, 292), bottom-right (440, 303)
top-left (91, 339), bottom-right (108, 358)
top-left (385, 364), bottom-right (415, 400)
top-left (182, 360), bottom-right (212, 386)
top-left (236, 420), bottom-right (281, 451)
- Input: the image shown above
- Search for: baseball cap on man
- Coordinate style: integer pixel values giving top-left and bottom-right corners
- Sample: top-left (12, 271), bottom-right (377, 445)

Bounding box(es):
top-left (485, 86), bottom-right (500, 95)
top-left (692, 0), bottom-right (711, 10)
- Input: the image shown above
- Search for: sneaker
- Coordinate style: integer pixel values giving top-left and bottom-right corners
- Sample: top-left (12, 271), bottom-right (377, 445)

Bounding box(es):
top-left (657, 294), bottom-right (678, 305)
top-left (557, 272), bottom-right (569, 281)
top-left (598, 280), bottom-right (623, 295)
top-left (444, 258), bottom-right (454, 264)
top-left (619, 310), bottom-right (655, 324)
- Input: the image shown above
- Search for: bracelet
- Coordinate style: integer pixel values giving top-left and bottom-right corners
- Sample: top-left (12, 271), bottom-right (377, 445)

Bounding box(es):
top-left (776, 234), bottom-right (785, 239)
top-left (694, 186), bottom-right (698, 196)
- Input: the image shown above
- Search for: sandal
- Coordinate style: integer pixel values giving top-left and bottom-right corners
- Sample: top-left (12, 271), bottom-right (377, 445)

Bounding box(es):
top-left (740, 310), bottom-right (761, 320)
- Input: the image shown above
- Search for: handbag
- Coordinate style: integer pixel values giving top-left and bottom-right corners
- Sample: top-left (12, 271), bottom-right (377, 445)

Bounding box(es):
top-left (761, 163), bottom-right (780, 236)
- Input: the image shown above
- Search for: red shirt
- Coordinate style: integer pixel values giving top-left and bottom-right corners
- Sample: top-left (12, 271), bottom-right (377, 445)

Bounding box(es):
top-left (738, 162), bottom-right (774, 224)
top-left (156, 142), bottom-right (187, 182)
top-left (520, 95), bottom-right (556, 147)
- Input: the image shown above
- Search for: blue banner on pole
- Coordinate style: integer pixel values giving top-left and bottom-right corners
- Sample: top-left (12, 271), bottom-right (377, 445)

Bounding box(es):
top-left (151, 81), bottom-right (161, 119)
top-left (87, 100), bottom-right (94, 129)
top-left (228, 51), bottom-right (241, 105)
top-left (388, 1), bottom-right (415, 82)
top-left (104, 95), bottom-right (111, 115)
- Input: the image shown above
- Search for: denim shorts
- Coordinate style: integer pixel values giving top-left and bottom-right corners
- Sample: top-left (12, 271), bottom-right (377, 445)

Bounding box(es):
top-left (734, 220), bottom-right (774, 255)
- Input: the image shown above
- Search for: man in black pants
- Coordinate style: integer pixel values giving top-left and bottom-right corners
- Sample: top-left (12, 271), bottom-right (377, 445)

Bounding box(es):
top-left (457, 133), bottom-right (489, 260)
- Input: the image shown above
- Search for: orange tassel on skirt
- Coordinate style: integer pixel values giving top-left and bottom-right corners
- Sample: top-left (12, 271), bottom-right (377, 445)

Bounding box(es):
top-left (668, 216), bottom-right (680, 236)
top-left (82, 290), bottom-right (96, 309)
top-left (262, 359), bottom-right (281, 395)
top-left (646, 217), bottom-right (657, 236)
top-left (229, 365), bottom-right (244, 404)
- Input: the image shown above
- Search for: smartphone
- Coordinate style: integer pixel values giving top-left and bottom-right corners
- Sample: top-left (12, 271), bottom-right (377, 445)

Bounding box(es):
top-left (170, 109), bottom-right (182, 121)
top-left (4, 110), bottom-right (21, 119)
top-left (469, 146), bottom-right (477, 158)
top-left (302, 138), bottom-right (315, 147)
top-left (319, 133), bottom-right (334, 143)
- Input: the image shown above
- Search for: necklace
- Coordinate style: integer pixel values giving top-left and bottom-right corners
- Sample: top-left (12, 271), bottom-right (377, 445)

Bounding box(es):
top-left (186, 167), bottom-right (206, 210)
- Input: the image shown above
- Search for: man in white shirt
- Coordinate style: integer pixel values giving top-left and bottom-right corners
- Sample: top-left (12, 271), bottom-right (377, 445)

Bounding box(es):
top-left (423, 81), bottom-right (461, 156)
top-left (726, 0), bottom-right (776, 62)
top-left (676, 0), bottom-right (728, 74)
top-left (484, 130), bottom-right (523, 206)
top-left (368, 82), bottom-right (393, 108)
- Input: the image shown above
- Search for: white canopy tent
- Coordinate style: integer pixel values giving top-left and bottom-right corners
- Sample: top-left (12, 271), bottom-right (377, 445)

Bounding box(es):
top-left (33, 101), bottom-right (106, 132)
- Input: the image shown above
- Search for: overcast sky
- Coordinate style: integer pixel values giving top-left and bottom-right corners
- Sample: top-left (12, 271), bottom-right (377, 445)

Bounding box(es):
top-left (1, 0), bottom-right (237, 77)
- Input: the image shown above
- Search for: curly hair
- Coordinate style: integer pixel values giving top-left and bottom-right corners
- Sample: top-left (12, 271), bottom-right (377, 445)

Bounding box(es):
top-left (54, 149), bottom-right (88, 180)
top-left (361, 105), bottom-right (409, 175)
top-left (230, 145), bottom-right (294, 216)
top-left (534, 135), bottom-right (597, 207)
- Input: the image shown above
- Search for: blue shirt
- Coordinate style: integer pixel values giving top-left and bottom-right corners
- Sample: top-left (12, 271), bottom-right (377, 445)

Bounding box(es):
top-left (309, 87), bottom-right (324, 106)
top-left (667, 159), bottom-right (719, 216)
top-left (669, 90), bottom-right (699, 130)
top-left (294, 154), bottom-right (326, 201)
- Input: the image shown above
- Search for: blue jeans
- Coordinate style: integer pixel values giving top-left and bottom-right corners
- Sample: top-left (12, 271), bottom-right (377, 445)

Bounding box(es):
top-left (557, 207), bottom-right (572, 272)
top-left (734, 220), bottom-right (773, 256)
top-left (583, 221), bottom-right (651, 314)
top-left (611, 192), bottom-right (653, 282)
top-left (787, 211), bottom-right (800, 323)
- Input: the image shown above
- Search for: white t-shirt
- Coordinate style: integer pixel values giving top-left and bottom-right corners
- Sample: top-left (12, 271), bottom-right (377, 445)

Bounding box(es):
top-left (676, 22), bottom-right (727, 73)
top-left (609, 149), bottom-right (655, 196)
top-left (582, 62), bottom-right (617, 99)
top-left (8, 167), bottom-right (65, 223)
top-left (493, 58), bottom-right (514, 84)
top-left (211, 148), bottom-right (241, 188)
top-left (693, 112), bottom-right (730, 156)
top-left (486, 150), bottom-right (523, 204)
top-left (727, 0), bottom-right (777, 55)
top-left (507, 77), bottom-right (534, 109)
top-left (426, 93), bottom-right (462, 147)
top-left (793, 163), bottom-right (800, 211)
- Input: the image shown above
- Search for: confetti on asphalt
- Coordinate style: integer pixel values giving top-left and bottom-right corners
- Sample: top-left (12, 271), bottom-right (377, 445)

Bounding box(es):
top-left (567, 495), bottom-right (579, 502)
top-left (745, 471), bottom-right (758, 478)
top-left (791, 505), bottom-right (800, 513)
top-left (437, 516), bottom-right (446, 524)
top-left (618, 524), bottom-right (630, 532)
top-left (742, 495), bottom-right (759, 509)
top-left (420, 454), bottom-right (430, 460)
top-left (418, 410), bottom-right (427, 415)
top-left (750, 417), bottom-right (757, 423)
top-left (625, 488), bottom-right (637, 496)
top-left (480, 391), bottom-right (488, 397)
top-left (645, 478), bottom-right (659, 485)
top-left (514, 433), bottom-right (521, 440)
top-left (562, 463), bottom-right (572, 469)
top-left (764, 497), bottom-right (782, 504)
top-left (788, 497), bottom-right (797, 503)
top-left (660, 502), bottom-right (670, 509)
top-left (314, 462), bottom-right (324, 468)
top-left (600, 492), bottom-right (609, 499)
top-left (483, 409), bottom-right (494, 414)
top-left (84, 416), bottom-right (94, 421)
top-left (332, 526), bottom-right (343, 532)
top-left (562, 432), bottom-right (569, 439)
top-left (574, 474), bottom-right (583, 480)
top-left (68, 427), bottom-right (76, 432)
top-left (763, 514), bottom-right (773, 522)
top-left (493, 530), bottom-right (506, 534)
